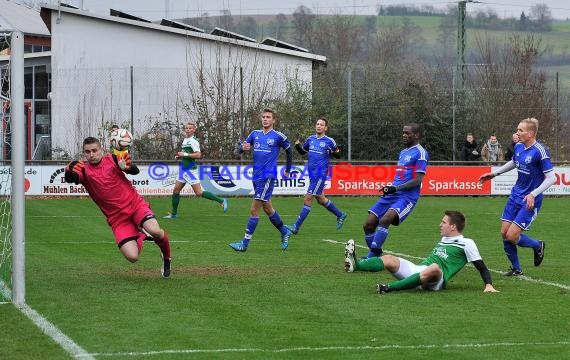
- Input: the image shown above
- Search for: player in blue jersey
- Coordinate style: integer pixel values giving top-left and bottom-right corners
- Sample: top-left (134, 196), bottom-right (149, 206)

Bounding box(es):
top-left (344, 211), bottom-right (498, 294)
top-left (229, 108), bottom-right (294, 252)
top-left (361, 123), bottom-right (429, 258)
top-left (479, 118), bottom-right (555, 276)
top-left (286, 117), bottom-right (347, 235)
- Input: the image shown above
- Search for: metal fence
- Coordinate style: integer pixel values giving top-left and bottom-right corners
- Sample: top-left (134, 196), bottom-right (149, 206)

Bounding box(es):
top-left (50, 64), bottom-right (570, 163)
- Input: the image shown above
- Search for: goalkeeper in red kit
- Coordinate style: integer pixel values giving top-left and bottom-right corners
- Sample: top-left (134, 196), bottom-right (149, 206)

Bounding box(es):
top-left (65, 137), bottom-right (172, 277)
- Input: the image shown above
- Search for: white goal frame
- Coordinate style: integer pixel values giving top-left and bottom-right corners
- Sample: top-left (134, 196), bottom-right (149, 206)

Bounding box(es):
top-left (10, 31), bottom-right (26, 306)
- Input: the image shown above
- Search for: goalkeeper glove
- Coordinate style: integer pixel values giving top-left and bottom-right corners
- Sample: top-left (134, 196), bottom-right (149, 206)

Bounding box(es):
top-left (380, 185), bottom-right (397, 195)
top-left (117, 153), bottom-right (132, 171)
top-left (65, 161), bottom-right (84, 184)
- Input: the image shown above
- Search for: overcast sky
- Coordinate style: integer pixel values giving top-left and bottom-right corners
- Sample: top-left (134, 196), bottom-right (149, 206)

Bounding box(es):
top-left (48, 1), bottom-right (570, 21)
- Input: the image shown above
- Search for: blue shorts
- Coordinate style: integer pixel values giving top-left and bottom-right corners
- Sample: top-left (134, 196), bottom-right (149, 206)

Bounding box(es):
top-left (306, 178), bottom-right (327, 196)
top-left (501, 197), bottom-right (541, 230)
top-left (252, 178), bottom-right (275, 201)
top-left (368, 195), bottom-right (417, 226)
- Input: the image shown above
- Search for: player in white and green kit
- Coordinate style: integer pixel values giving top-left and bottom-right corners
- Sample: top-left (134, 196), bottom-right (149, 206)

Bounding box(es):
top-left (344, 211), bottom-right (498, 294)
top-left (164, 122), bottom-right (228, 218)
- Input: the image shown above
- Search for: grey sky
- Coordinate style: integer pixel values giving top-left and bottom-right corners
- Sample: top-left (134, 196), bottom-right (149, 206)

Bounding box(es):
top-left (51, 1), bottom-right (570, 20)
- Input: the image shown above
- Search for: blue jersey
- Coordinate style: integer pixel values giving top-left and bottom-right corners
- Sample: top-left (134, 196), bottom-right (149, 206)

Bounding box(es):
top-left (391, 144), bottom-right (429, 200)
top-left (302, 134), bottom-right (338, 179)
top-left (246, 129), bottom-right (291, 180)
top-left (511, 141), bottom-right (553, 203)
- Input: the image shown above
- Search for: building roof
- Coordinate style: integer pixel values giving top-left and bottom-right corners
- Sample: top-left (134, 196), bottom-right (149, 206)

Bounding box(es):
top-left (160, 19), bottom-right (205, 33)
top-left (39, 3), bottom-right (326, 64)
top-left (0, 0), bottom-right (50, 36)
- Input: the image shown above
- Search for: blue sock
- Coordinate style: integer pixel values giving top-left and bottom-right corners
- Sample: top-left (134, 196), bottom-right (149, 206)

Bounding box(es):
top-left (324, 200), bottom-right (343, 218)
top-left (268, 211), bottom-right (286, 234)
top-left (365, 233), bottom-right (381, 257)
top-left (372, 226), bottom-right (389, 249)
top-left (242, 217), bottom-right (259, 246)
top-left (503, 240), bottom-right (521, 270)
top-left (517, 234), bottom-right (540, 248)
top-left (294, 205), bottom-right (311, 230)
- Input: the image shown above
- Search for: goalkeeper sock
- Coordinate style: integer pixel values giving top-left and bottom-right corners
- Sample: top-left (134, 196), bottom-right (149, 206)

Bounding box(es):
top-left (154, 231), bottom-right (171, 260)
top-left (136, 233), bottom-right (145, 253)
top-left (355, 256), bottom-right (385, 272)
top-left (517, 234), bottom-right (540, 248)
top-left (324, 200), bottom-right (343, 218)
top-left (388, 272), bottom-right (422, 291)
top-left (171, 193), bottom-right (181, 215)
top-left (202, 191), bottom-right (224, 203)
top-left (294, 205), bottom-right (311, 230)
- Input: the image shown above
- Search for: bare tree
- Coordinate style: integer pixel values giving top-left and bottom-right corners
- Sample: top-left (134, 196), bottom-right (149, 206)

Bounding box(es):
top-left (469, 33), bottom-right (556, 146)
top-left (275, 13), bottom-right (288, 39)
top-left (311, 15), bottom-right (361, 69)
top-left (529, 4), bottom-right (552, 32)
top-left (179, 38), bottom-right (316, 160)
top-left (292, 6), bottom-right (316, 49)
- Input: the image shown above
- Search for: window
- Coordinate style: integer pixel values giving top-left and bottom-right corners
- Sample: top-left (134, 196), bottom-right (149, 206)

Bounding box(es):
top-left (34, 65), bottom-right (49, 99)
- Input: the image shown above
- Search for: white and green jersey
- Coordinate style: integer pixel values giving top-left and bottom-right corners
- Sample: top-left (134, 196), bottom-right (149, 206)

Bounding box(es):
top-left (181, 136), bottom-right (200, 170)
top-left (420, 235), bottom-right (482, 285)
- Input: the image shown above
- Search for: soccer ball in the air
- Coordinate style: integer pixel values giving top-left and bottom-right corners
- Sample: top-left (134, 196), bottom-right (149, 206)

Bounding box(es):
top-left (110, 128), bottom-right (133, 151)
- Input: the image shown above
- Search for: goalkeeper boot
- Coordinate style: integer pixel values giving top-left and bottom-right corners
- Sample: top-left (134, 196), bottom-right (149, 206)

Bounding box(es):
top-left (221, 198), bottom-right (229, 213)
top-left (163, 213), bottom-right (178, 219)
top-left (161, 255), bottom-right (171, 278)
top-left (344, 239), bottom-right (356, 272)
top-left (229, 241), bottom-right (248, 252)
top-left (336, 212), bottom-right (348, 230)
top-left (533, 241), bottom-right (545, 267)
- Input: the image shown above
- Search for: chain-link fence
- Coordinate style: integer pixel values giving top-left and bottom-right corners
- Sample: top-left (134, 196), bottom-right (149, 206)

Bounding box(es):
top-left (312, 64), bottom-right (570, 163)
top-left (51, 63), bottom-right (569, 163)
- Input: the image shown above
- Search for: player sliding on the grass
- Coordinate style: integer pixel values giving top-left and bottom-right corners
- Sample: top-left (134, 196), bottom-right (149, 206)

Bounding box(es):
top-left (345, 210), bottom-right (498, 294)
top-left (65, 137), bottom-right (172, 277)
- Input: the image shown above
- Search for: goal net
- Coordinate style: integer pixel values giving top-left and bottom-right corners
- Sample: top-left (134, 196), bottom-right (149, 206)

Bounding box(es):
top-left (0, 32), bottom-right (13, 302)
top-left (0, 31), bottom-right (25, 304)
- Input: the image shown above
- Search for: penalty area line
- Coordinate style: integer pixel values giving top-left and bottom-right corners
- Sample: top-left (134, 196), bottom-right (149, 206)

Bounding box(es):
top-left (323, 239), bottom-right (570, 291)
top-left (84, 341), bottom-right (570, 357)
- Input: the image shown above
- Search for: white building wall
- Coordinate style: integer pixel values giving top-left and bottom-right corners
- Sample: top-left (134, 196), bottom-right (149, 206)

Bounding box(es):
top-left (48, 11), bottom-right (316, 154)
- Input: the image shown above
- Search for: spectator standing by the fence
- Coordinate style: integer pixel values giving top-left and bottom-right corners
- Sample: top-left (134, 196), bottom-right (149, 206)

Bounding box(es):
top-left (504, 133), bottom-right (519, 161)
top-left (461, 133), bottom-right (480, 164)
top-left (481, 135), bottom-right (504, 165)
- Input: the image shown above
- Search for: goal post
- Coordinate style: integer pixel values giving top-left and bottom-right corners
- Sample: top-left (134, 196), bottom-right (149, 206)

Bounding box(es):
top-left (11, 30), bottom-right (26, 306)
top-left (0, 30), bottom-right (25, 305)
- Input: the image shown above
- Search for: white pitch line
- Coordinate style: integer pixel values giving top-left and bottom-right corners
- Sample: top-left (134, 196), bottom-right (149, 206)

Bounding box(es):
top-left (83, 341), bottom-right (570, 357)
top-left (323, 239), bottom-right (570, 290)
top-left (18, 303), bottom-right (94, 360)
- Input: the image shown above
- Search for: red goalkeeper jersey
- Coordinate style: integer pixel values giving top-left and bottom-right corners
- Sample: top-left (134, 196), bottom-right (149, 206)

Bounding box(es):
top-left (79, 154), bottom-right (142, 222)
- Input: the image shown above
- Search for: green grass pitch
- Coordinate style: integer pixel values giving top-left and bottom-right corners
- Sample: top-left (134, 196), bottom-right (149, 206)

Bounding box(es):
top-left (1, 196), bottom-right (569, 359)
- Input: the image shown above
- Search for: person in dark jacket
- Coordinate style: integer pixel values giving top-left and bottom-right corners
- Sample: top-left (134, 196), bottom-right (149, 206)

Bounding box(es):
top-left (461, 133), bottom-right (480, 164)
top-left (504, 133), bottom-right (519, 161)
